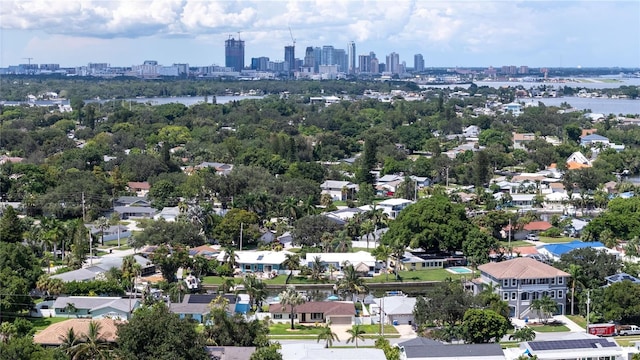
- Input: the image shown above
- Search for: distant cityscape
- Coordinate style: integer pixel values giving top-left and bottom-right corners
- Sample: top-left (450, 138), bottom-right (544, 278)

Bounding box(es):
top-left (2, 37), bottom-right (638, 81)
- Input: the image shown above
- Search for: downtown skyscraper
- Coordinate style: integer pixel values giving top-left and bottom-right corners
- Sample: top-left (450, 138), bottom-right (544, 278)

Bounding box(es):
top-left (225, 36), bottom-right (245, 72)
top-left (348, 41), bottom-right (356, 74)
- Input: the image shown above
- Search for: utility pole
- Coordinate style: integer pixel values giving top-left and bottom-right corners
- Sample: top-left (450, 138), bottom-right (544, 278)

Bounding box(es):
top-left (239, 223), bottom-right (243, 251)
top-left (82, 192), bottom-right (86, 222)
top-left (586, 290), bottom-right (591, 332)
top-left (89, 233), bottom-right (93, 266)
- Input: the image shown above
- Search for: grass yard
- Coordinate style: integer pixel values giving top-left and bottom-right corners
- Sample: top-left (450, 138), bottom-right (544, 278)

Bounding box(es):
top-left (566, 315), bottom-right (587, 329)
top-left (499, 240), bottom-right (532, 248)
top-left (29, 317), bottom-right (69, 331)
top-left (352, 247), bottom-right (374, 253)
top-left (614, 335), bottom-right (640, 346)
top-left (500, 341), bottom-right (521, 349)
top-left (201, 276), bottom-right (240, 285)
top-left (269, 323), bottom-right (325, 335)
top-left (358, 324), bottom-right (399, 337)
top-left (530, 324), bottom-right (570, 333)
top-left (366, 269), bottom-right (466, 283)
top-left (538, 236), bottom-right (575, 244)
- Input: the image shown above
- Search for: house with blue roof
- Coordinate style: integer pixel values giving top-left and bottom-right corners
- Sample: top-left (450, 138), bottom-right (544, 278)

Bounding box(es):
top-left (538, 240), bottom-right (620, 261)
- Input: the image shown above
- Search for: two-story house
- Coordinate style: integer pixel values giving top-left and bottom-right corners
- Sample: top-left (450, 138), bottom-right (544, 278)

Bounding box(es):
top-left (320, 180), bottom-right (358, 201)
top-left (477, 257), bottom-right (569, 320)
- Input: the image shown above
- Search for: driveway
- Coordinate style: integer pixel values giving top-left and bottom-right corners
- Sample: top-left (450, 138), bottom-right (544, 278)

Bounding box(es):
top-left (329, 324), bottom-right (416, 344)
top-left (395, 324), bottom-right (417, 338)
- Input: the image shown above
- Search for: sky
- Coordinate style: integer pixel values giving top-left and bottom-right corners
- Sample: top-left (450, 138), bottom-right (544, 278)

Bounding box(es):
top-left (1, 0), bottom-right (639, 68)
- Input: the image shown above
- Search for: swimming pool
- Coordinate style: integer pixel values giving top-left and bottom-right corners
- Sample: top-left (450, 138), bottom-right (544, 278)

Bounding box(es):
top-left (447, 266), bottom-right (473, 274)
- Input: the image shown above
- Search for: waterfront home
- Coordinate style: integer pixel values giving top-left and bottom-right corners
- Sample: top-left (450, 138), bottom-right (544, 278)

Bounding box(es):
top-left (217, 250), bottom-right (295, 275)
top-left (269, 301), bottom-right (355, 325)
top-left (304, 251), bottom-right (379, 276)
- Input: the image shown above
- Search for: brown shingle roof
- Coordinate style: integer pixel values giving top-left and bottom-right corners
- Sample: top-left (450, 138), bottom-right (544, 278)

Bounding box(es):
top-left (270, 301), bottom-right (354, 316)
top-left (33, 318), bottom-right (121, 346)
top-left (127, 181), bottom-right (150, 190)
top-left (523, 221), bottom-right (553, 231)
top-left (478, 257), bottom-right (569, 279)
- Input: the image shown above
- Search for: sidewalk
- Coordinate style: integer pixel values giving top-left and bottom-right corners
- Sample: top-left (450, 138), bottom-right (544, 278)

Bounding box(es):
top-left (553, 315), bottom-right (585, 332)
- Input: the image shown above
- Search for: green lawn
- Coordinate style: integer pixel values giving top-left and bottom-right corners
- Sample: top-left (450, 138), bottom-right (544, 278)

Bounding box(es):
top-left (201, 276), bottom-right (240, 285)
top-left (530, 324), bottom-right (570, 333)
top-left (29, 317), bottom-right (69, 331)
top-left (566, 315), bottom-right (587, 329)
top-left (614, 335), bottom-right (640, 346)
top-left (538, 236), bottom-right (575, 244)
top-left (366, 269), bottom-right (467, 283)
top-left (500, 341), bottom-right (521, 349)
top-left (352, 247), bottom-right (374, 253)
top-left (499, 240), bottom-right (532, 248)
top-left (269, 323), bottom-right (325, 335)
top-left (358, 324), bottom-right (399, 337)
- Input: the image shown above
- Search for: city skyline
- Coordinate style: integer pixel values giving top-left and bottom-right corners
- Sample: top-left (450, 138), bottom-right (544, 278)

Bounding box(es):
top-left (1, 1), bottom-right (639, 68)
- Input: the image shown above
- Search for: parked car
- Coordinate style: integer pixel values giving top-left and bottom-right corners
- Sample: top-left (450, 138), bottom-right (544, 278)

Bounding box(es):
top-left (526, 233), bottom-right (539, 241)
top-left (618, 325), bottom-right (640, 336)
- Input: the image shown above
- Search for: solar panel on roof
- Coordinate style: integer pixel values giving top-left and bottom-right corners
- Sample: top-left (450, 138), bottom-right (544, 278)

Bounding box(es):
top-left (188, 295), bottom-right (218, 304)
top-left (257, 255), bottom-right (264, 260)
top-left (529, 339), bottom-right (616, 351)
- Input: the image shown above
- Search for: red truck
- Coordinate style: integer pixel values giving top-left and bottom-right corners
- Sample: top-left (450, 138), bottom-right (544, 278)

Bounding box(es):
top-left (587, 324), bottom-right (617, 337)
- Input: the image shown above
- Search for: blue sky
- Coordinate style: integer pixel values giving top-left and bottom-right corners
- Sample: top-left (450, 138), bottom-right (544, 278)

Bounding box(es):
top-left (1, 0), bottom-right (639, 68)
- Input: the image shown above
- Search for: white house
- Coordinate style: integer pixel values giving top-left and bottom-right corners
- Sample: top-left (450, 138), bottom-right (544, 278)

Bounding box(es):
top-left (377, 198), bottom-right (413, 219)
top-left (371, 296), bottom-right (417, 326)
top-left (463, 125), bottom-right (480, 138)
top-left (52, 296), bottom-right (140, 320)
top-left (320, 180), bottom-right (358, 201)
top-left (304, 251), bottom-right (379, 275)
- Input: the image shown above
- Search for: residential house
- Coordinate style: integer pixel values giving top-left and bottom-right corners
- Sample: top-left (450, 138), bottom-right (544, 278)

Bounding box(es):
top-left (476, 257), bottom-right (569, 319)
top-left (34, 318), bottom-right (120, 347)
top-left (580, 133), bottom-right (610, 147)
top-left (154, 206), bottom-right (181, 222)
top-left (51, 255), bottom-right (155, 283)
top-left (170, 294), bottom-right (242, 323)
top-left (85, 224), bottom-right (131, 243)
top-left (218, 250), bottom-right (295, 275)
top-left (304, 251), bottom-right (379, 275)
top-left (189, 245), bottom-right (220, 259)
top-left (463, 125), bottom-right (480, 138)
top-left (114, 205), bottom-right (157, 219)
top-left (604, 273), bottom-right (640, 286)
top-left (377, 198), bottom-right (413, 219)
top-left (127, 181), bottom-right (151, 197)
top-left (410, 175), bottom-right (431, 188)
top-left (205, 346), bottom-right (256, 360)
top-left (371, 296), bottom-right (417, 325)
top-left (50, 268), bottom-right (101, 283)
top-left (325, 207), bottom-right (366, 222)
top-left (195, 162), bottom-right (234, 175)
top-left (0, 155), bottom-right (24, 165)
top-left (280, 343), bottom-right (386, 360)
top-left (512, 133), bottom-right (536, 150)
top-left (524, 221), bottom-right (553, 234)
top-left (320, 180), bottom-right (358, 201)
top-left (538, 240), bottom-right (621, 262)
top-left (258, 230), bottom-right (277, 245)
top-left (509, 194), bottom-right (535, 208)
top-left (52, 296), bottom-right (139, 320)
top-left (516, 337), bottom-right (626, 360)
top-left (113, 196), bottom-right (151, 208)
top-left (269, 301), bottom-right (355, 325)
top-left (397, 337), bottom-right (506, 360)
top-left (399, 251), bottom-right (467, 270)
top-left (503, 102), bottom-right (523, 116)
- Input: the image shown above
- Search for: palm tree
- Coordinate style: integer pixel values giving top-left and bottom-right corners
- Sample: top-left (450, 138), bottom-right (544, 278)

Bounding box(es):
top-left (346, 324), bottom-right (366, 348)
top-left (328, 264), bottom-right (338, 281)
top-left (280, 285), bottom-right (306, 330)
top-left (336, 264), bottom-right (369, 301)
top-left (223, 246), bottom-right (239, 270)
top-left (59, 328), bottom-right (81, 358)
top-left (320, 232), bottom-right (333, 253)
top-left (310, 256), bottom-right (325, 282)
top-left (94, 216), bottom-right (110, 246)
top-left (64, 303), bottom-right (77, 319)
top-left (243, 274), bottom-right (267, 311)
top-left (390, 238), bottom-right (406, 280)
top-left (36, 275), bottom-right (64, 297)
top-left (626, 236), bottom-right (640, 260)
top-left (281, 197), bottom-right (300, 224)
top-left (566, 264), bottom-right (582, 315)
top-left (361, 220), bottom-right (375, 249)
top-left (282, 253), bottom-right (301, 284)
top-left (531, 295), bottom-right (558, 323)
top-left (72, 321), bottom-right (111, 360)
top-left (42, 217), bottom-right (67, 260)
top-left (316, 322), bottom-right (339, 348)
top-left (301, 195), bottom-right (317, 216)
top-left (332, 230), bottom-right (352, 253)
top-left (509, 326), bottom-right (536, 342)
top-left (220, 277), bottom-right (236, 294)
top-left (372, 244), bottom-right (392, 281)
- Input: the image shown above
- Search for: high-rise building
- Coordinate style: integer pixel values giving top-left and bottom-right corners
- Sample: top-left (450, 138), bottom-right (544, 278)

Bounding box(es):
top-left (284, 45), bottom-right (295, 73)
top-left (304, 47), bottom-right (315, 69)
top-left (225, 36), bottom-right (245, 72)
top-left (370, 56), bottom-right (379, 74)
top-left (334, 49), bottom-right (347, 73)
top-left (251, 57), bottom-right (270, 71)
top-left (348, 41), bottom-right (356, 74)
top-left (313, 47), bottom-right (322, 73)
top-left (358, 55), bottom-right (371, 73)
top-left (414, 54), bottom-right (425, 72)
top-left (386, 52), bottom-right (400, 74)
top-left (321, 45), bottom-right (334, 65)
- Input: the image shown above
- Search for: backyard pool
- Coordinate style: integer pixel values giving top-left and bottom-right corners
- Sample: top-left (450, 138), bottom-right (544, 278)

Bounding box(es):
top-left (447, 266), bottom-right (473, 274)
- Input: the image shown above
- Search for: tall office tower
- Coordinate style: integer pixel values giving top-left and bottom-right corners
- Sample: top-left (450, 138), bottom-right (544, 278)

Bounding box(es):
top-left (225, 36), bottom-right (245, 72)
top-left (313, 47), bottom-right (322, 73)
top-left (386, 52), bottom-right (400, 74)
top-left (414, 54), bottom-right (425, 72)
top-left (284, 45), bottom-right (295, 73)
top-left (304, 47), bottom-right (315, 69)
top-left (334, 49), bottom-right (347, 73)
top-left (321, 45), bottom-right (335, 65)
top-left (348, 41), bottom-right (356, 74)
top-left (358, 55), bottom-right (371, 73)
top-left (251, 57), bottom-right (269, 71)
top-left (370, 57), bottom-right (379, 74)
